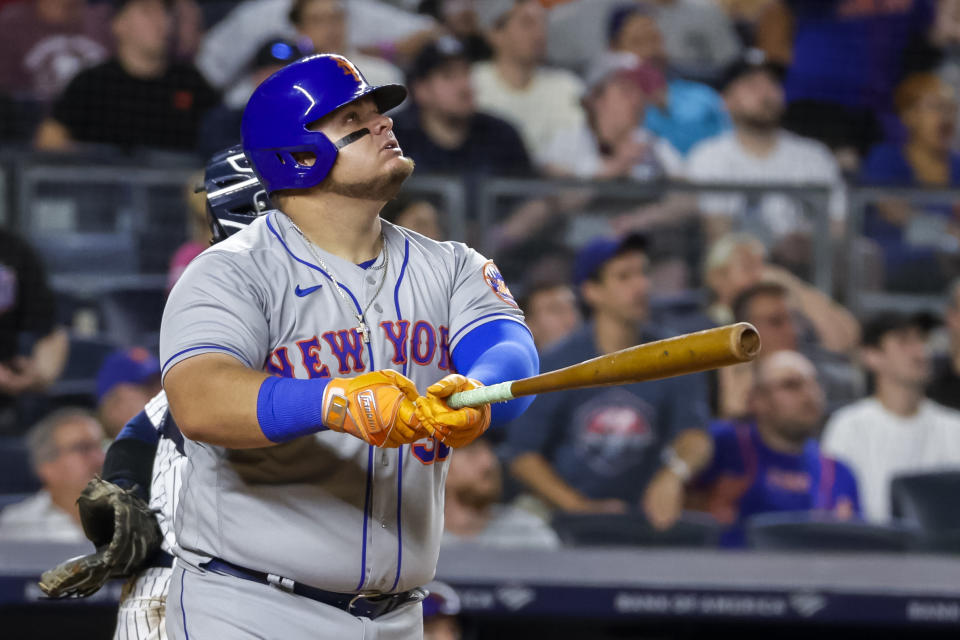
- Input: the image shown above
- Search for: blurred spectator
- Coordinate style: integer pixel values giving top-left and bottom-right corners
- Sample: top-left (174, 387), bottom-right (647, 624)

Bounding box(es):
top-left (288, 0), bottom-right (403, 89)
top-left (928, 278), bottom-right (960, 410)
top-left (168, 171), bottom-right (214, 292)
top-left (34, 0), bottom-right (219, 152)
top-left (506, 234), bottom-right (709, 516)
top-left (168, 0), bottom-right (204, 62)
top-left (703, 233), bottom-right (860, 354)
top-left (686, 49), bottom-right (846, 263)
top-left (471, 0), bottom-right (584, 160)
top-left (730, 282), bottom-right (863, 416)
top-left (546, 0), bottom-right (741, 79)
top-left (644, 351), bottom-right (860, 546)
top-left (0, 229), bottom-right (69, 435)
top-left (392, 36), bottom-right (532, 176)
top-left (649, 0), bottom-right (742, 79)
top-left (418, 0), bottom-right (492, 62)
top-left (518, 280), bottom-right (581, 351)
top-left (443, 437), bottom-right (560, 549)
top-left (778, 0), bottom-right (935, 164)
top-left (0, 0), bottom-right (111, 104)
top-left (198, 36), bottom-right (303, 157)
top-left (858, 74), bottom-right (960, 291)
top-left (0, 408), bottom-right (104, 542)
top-left (380, 194), bottom-right (444, 240)
top-left (608, 5), bottom-right (729, 155)
top-left (862, 74), bottom-right (960, 186)
top-left (421, 581), bottom-right (463, 640)
top-left (195, 0), bottom-right (435, 93)
top-left (822, 312), bottom-right (960, 523)
top-left (934, 0), bottom-right (960, 150)
top-left (95, 347), bottom-right (162, 439)
top-left (539, 52), bottom-right (682, 180)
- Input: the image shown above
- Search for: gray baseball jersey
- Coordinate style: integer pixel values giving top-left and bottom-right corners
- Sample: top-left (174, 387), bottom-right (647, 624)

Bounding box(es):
top-left (159, 212), bottom-right (525, 594)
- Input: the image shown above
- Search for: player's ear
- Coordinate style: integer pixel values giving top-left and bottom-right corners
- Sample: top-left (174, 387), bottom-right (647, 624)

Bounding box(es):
top-left (292, 151), bottom-right (317, 167)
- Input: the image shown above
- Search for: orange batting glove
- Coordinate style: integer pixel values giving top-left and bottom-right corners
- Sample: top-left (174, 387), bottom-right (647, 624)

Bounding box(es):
top-left (415, 374), bottom-right (491, 448)
top-left (322, 370), bottom-right (425, 447)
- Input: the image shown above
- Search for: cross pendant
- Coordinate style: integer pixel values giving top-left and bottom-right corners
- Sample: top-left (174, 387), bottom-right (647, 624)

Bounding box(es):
top-left (357, 314), bottom-right (370, 344)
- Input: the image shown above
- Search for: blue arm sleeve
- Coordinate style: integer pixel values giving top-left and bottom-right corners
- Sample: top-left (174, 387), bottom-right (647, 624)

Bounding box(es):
top-left (256, 376), bottom-right (331, 443)
top-left (115, 409), bottom-right (161, 444)
top-left (451, 319), bottom-right (539, 427)
top-left (107, 409), bottom-right (161, 499)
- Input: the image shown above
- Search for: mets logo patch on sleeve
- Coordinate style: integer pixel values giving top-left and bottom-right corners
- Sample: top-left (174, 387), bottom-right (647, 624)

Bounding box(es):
top-left (482, 260), bottom-right (517, 307)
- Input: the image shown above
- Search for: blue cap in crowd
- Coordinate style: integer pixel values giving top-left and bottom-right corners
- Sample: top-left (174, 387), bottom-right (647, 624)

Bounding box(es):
top-left (252, 37), bottom-right (302, 71)
top-left (572, 233), bottom-right (648, 286)
top-left (96, 347), bottom-right (161, 402)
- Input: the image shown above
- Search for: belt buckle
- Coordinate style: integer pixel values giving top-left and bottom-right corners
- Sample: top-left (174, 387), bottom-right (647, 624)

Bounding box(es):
top-left (347, 592), bottom-right (377, 612)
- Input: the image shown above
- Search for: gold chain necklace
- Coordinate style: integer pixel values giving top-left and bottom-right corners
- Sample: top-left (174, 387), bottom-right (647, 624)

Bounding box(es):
top-left (289, 221), bottom-right (388, 344)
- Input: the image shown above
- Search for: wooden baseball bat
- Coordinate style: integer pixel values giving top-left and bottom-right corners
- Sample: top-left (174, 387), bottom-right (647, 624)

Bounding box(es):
top-left (446, 322), bottom-right (761, 409)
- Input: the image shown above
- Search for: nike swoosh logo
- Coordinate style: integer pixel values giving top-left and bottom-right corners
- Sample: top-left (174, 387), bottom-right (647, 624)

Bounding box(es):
top-left (294, 284), bottom-right (323, 297)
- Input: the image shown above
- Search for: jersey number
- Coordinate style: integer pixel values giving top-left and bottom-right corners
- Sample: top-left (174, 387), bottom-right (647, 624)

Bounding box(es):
top-left (412, 437), bottom-right (451, 465)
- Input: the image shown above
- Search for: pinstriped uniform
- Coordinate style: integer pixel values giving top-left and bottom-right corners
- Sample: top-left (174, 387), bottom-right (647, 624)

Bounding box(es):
top-left (113, 391), bottom-right (181, 640)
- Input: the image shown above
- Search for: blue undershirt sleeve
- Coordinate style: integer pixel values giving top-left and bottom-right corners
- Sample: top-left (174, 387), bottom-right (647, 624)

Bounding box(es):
top-left (451, 319), bottom-right (539, 427)
top-left (115, 409), bottom-right (161, 444)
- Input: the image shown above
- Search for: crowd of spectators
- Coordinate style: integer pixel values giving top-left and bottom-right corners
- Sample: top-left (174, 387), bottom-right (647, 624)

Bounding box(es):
top-left (4, 0), bottom-right (960, 556)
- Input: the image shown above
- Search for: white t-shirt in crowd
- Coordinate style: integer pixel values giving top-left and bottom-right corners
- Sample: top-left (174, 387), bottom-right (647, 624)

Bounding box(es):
top-left (685, 130), bottom-right (845, 241)
top-left (0, 491), bottom-right (86, 543)
top-left (821, 398), bottom-right (960, 523)
top-left (442, 505), bottom-right (561, 550)
top-left (196, 0), bottom-right (432, 89)
top-left (472, 62), bottom-right (585, 161)
top-left (539, 123), bottom-right (684, 180)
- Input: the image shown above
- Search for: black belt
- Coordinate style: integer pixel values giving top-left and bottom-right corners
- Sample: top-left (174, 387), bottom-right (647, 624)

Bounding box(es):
top-left (203, 558), bottom-right (424, 619)
top-left (149, 551), bottom-right (175, 569)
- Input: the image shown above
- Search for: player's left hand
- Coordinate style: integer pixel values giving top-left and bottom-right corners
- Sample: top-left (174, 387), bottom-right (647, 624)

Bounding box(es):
top-left (38, 477), bottom-right (162, 598)
top-left (415, 374), bottom-right (491, 448)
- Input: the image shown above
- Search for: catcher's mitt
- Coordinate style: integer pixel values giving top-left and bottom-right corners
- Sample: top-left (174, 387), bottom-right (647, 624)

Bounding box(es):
top-left (38, 477), bottom-right (162, 598)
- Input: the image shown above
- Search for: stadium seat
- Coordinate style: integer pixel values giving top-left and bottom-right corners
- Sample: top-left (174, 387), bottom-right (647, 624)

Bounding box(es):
top-left (551, 511), bottom-right (721, 548)
top-left (96, 286), bottom-right (166, 350)
top-left (0, 438), bottom-right (40, 494)
top-left (47, 335), bottom-right (118, 401)
top-left (746, 512), bottom-right (914, 552)
top-left (891, 470), bottom-right (960, 553)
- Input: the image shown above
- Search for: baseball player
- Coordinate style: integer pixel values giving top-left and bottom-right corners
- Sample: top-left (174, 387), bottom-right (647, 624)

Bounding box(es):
top-left (38, 146), bottom-right (272, 640)
top-left (160, 54), bottom-right (538, 639)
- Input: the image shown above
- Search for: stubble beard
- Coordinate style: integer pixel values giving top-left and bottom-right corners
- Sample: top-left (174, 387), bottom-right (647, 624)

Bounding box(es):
top-left (321, 157), bottom-right (416, 201)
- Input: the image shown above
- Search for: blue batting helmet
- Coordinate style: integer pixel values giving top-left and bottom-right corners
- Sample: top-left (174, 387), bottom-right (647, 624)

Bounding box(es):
top-left (204, 144), bottom-right (272, 243)
top-left (241, 54), bottom-right (407, 193)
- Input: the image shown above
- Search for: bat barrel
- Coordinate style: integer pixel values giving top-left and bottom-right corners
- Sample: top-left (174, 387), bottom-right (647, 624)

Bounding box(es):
top-left (446, 323), bottom-right (761, 409)
top-left (511, 322), bottom-right (761, 398)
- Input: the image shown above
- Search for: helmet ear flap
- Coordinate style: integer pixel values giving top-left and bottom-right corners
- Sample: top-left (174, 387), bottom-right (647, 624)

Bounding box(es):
top-left (247, 135), bottom-right (338, 193)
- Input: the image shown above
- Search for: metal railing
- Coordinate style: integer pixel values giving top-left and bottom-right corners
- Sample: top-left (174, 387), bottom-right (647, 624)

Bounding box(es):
top-left (5, 151), bottom-right (958, 316)
top-left (845, 186), bottom-right (960, 316)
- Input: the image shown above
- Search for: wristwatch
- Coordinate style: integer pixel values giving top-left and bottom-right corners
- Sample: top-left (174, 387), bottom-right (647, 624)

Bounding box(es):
top-left (661, 447), bottom-right (692, 483)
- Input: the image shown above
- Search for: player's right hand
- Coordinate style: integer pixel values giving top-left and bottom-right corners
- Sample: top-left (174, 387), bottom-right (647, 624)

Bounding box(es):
top-left (322, 370), bottom-right (425, 447)
top-left (414, 374), bottom-right (491, 448)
